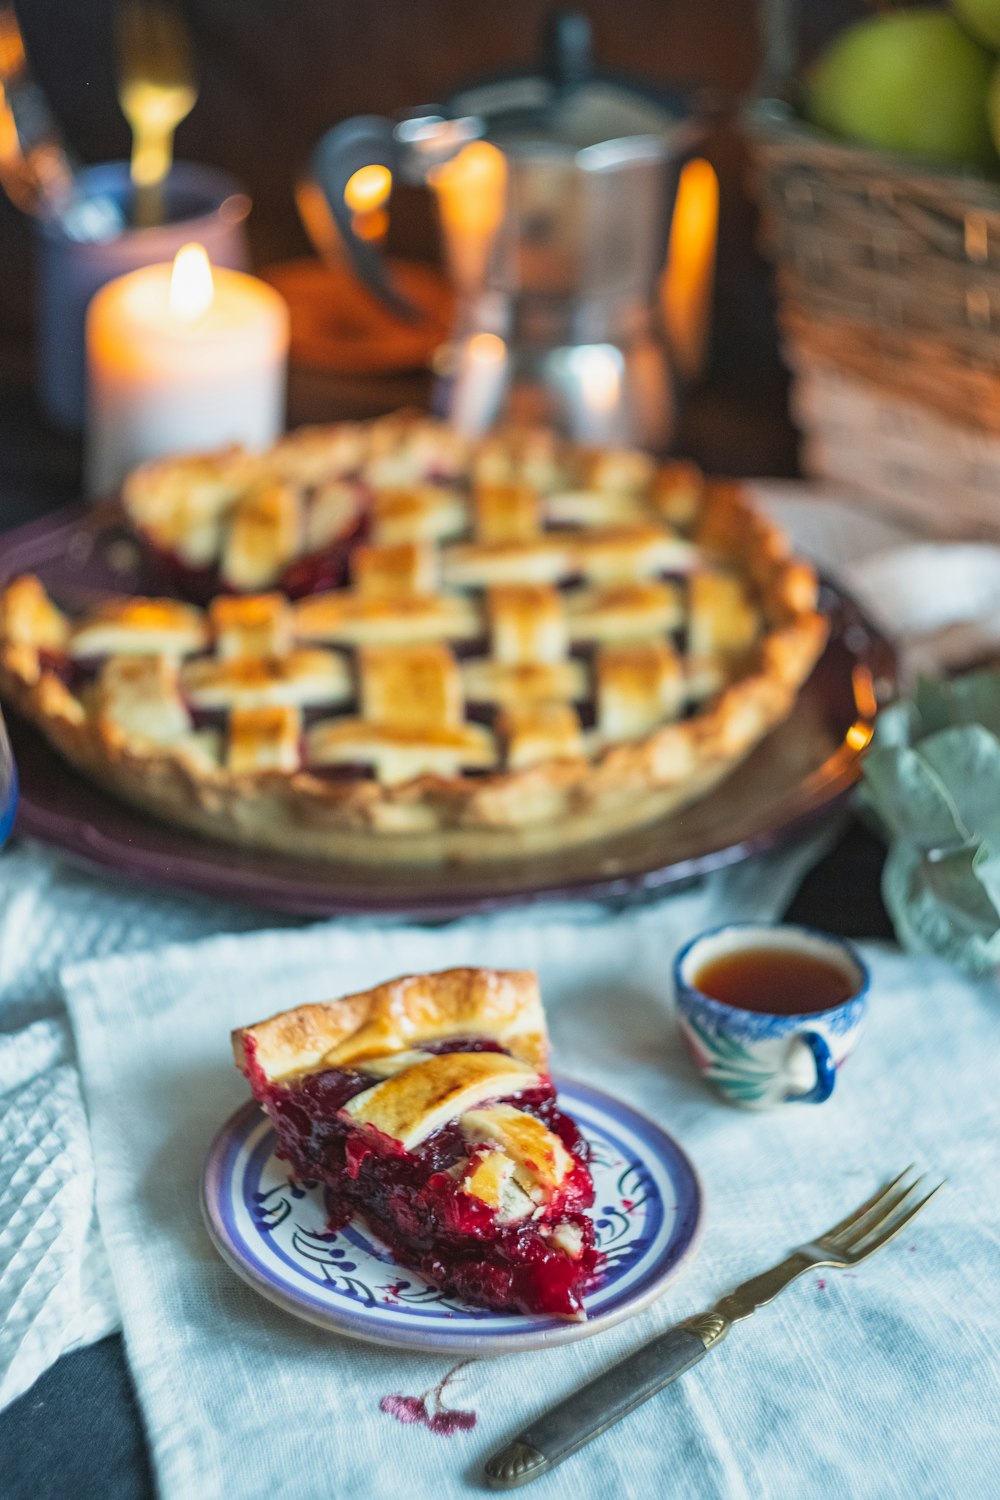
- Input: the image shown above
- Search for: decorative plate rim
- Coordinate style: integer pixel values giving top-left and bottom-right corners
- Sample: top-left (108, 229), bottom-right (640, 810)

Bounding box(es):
top-left (200, 1077), bottom-right (705, 1356)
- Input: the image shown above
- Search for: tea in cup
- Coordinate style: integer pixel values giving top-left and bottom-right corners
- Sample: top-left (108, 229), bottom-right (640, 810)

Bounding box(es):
top-left (673, 923), bottom-right (869, 1109)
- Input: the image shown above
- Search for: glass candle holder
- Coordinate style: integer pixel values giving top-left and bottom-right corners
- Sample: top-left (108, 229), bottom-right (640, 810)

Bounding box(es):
top-left (35, 160), bottom-right (251, 433)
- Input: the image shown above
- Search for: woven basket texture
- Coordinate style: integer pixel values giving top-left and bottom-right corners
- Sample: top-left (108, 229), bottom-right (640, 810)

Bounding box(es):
top-left (745, 101), bottom-right (1000, 531)
top-left (747, 104), bottom-right (1000, 391)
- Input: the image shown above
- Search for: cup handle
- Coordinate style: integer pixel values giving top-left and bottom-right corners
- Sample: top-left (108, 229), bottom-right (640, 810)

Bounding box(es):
top-left (786, 1031), bottom-right (836, 1104)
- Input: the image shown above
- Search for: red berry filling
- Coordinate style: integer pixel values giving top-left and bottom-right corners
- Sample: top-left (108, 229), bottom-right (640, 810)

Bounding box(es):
top-left (242, 1035), bottom-right (600, 1318)
top-left (133, 497), bottom-right (369, 603)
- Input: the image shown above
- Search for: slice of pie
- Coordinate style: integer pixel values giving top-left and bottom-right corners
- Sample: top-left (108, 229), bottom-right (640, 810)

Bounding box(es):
top-left (232, 967), bottom-right (599, 1319)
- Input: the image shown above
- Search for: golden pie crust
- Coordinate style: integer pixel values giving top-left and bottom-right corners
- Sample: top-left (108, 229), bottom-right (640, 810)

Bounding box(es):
top-left (232, 966), bottom-right (547, 1080)
top-left (0, 418), bottom-right (829, 864)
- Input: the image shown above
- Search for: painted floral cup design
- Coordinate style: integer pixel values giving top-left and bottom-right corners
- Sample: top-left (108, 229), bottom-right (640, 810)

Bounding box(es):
top-left (672, 924), bottom-right (869, 1109)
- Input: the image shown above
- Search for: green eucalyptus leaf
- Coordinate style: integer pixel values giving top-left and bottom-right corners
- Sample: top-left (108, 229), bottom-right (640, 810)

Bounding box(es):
top-left (882, 842), bottom-right (1000, 974)
top-left (942, 669), bottom-right (1000, 738)
top-left (923, 845), bottom-right (1000, 926)
top-left (861, 744), bottom-right (968, 850)
top-left (971, 843), bottom-right (1000, 913)
top-left (918, 725), bottom-right (1000, 847)
top-left (865, 666), bottom-right (1000, 974)
top-left (911, 669), bottom-right (1000, 738)
top-left (913, 676), bottom-right (955, 737)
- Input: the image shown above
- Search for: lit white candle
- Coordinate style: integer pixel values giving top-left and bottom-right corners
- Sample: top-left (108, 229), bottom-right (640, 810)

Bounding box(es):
top-left (85, 243), bottom-right (289, 496)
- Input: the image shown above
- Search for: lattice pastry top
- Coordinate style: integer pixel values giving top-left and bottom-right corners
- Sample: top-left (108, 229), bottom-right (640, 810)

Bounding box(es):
top-left (122, 412), bottom-right (704, 596)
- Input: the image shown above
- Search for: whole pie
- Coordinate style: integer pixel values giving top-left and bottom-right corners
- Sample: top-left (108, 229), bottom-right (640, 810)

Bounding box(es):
top-left (0, 414), bottom-right (828, 862)
top-left (233, 967), bottom-right (599, 1318)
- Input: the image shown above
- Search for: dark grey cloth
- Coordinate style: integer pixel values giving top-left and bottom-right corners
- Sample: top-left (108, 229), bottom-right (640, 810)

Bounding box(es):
top-left (1, 1336), bottom-right (154, 1500)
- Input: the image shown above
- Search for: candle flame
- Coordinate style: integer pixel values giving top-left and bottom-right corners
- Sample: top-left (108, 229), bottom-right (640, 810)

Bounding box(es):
top-left (344, 164), bottom-right (392, 214)
top-left (169, 243), bottom-right (214, 322)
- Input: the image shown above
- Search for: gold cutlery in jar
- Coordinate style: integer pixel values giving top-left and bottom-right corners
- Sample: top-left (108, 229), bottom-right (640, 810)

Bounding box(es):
top-left (116, 0), bottom-right (196, 227)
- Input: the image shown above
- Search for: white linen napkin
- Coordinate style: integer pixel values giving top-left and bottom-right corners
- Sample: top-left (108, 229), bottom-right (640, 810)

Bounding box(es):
top-left (753, 481), bottom-right (1000, 678)
top-left (60, 909), bottom-right (1000, 1500)
top-left (0, 1018), bottom-right (111, 1411)
top-left (844, 543), bottom-right (1000, 679)
top-left (0, 841), bottom-right (290, 1409)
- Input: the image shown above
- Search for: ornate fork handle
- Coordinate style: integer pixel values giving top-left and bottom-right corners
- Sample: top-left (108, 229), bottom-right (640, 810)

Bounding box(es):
top-left (484, 1317), bottom-right (725, 1488)
top-left (713, 1251), bottom-right (814, 1325)
top-left (485, 1254), bottom-right (814, 1490)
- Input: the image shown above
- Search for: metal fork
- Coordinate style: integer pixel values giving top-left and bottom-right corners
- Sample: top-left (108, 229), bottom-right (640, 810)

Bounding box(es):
top-left (116, 0), bottom-right (196, 227)
top-left (485, 1167), bottom-right (944, 1489)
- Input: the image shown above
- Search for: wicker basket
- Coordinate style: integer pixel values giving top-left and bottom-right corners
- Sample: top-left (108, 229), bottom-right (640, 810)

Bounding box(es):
top-left (746, 98), bottom-right (1000, 538)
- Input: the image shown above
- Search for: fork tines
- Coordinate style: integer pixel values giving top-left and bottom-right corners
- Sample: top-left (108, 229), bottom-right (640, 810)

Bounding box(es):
top-left (816, 1166), bottom-right (945, 1266)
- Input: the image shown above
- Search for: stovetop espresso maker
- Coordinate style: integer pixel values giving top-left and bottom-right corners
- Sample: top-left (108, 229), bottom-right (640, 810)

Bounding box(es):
top-left (306, 13), bottom-right (707, 448)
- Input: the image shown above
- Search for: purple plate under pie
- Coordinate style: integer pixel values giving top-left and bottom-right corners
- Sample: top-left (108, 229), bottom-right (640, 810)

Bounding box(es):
top-left (0, 502), bottom-right (894, 919)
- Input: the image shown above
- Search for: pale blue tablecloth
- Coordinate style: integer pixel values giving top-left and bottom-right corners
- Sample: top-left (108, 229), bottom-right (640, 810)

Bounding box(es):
top-left (57, 889), bottom-right (1000, 1500)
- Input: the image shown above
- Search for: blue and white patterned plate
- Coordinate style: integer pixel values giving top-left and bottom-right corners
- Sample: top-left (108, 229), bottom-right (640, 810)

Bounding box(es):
top-left (201, 1079), bottom-right (703, 1355)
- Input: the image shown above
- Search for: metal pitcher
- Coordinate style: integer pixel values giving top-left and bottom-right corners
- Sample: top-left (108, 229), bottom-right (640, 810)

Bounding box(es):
top-left (304, 13), bottom-right (707, 449)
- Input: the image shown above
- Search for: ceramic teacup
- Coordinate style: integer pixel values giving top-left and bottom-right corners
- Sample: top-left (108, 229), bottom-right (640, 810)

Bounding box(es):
top-left (672, 923), bottom-right (869, 1109)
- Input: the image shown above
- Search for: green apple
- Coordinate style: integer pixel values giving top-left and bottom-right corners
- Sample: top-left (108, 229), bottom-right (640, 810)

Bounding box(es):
top-left (807, 10), bottom-right (997, 168)
top-left (953, 0), bottom-right (1000, 50)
